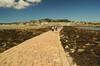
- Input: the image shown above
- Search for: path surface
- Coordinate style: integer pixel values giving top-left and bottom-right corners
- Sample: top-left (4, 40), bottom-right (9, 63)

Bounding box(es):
top-left (0, 29), bottom-right (70, 66)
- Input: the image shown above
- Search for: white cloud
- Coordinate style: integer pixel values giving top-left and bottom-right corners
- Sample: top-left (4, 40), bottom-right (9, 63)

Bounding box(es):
top-left (0, 0), bottom-right (15, 8)
top-left (0, 0), bottom-right (42, 9)
top-left (14, 0), bottom-right (31, 9)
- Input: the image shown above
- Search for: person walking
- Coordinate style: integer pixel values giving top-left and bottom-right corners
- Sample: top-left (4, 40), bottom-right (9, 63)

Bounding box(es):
top-left (55, 26), bottom-right (58, 31)
top-left (51, 26), bottom-right (55, 32)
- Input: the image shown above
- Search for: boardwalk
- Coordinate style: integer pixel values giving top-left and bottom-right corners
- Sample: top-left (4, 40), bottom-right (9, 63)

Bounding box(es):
top-left (0, 29), bottom-right (70, 66)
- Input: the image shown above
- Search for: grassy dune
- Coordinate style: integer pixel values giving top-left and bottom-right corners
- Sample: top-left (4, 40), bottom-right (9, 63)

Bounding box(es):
top-left (60, 26), bottom-right (100, 66)
top-left (0, 27), bottom-right (50, 53)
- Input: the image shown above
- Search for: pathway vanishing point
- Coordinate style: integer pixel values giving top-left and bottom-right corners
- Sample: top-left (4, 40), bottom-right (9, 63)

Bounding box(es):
top-left (0, 29), bottom-right (70, 66)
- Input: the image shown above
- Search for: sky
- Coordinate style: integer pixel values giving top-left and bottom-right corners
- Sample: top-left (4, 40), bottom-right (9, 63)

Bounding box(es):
top-left (0, 0), bottom-right (100, 23)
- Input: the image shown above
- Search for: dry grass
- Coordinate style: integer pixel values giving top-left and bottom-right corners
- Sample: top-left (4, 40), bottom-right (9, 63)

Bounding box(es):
top-left (60, 26), bottom-right (100, 66)
top-left (0, 27), bottom-right (50, 53)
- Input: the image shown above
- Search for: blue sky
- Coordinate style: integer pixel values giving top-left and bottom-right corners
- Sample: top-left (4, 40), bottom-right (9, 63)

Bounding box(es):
top-left (0, 0), bottom-right (100, 23)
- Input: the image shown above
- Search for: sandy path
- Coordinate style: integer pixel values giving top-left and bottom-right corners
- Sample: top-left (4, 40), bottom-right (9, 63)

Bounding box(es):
top-left (0, 29), bottom-right (70, 66)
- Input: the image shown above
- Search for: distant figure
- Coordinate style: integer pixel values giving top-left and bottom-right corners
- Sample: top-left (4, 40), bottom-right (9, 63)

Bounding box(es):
top-left (51, 26), bottom-right (55, 32)
top-left (55, 26), bottom-right (58, 31)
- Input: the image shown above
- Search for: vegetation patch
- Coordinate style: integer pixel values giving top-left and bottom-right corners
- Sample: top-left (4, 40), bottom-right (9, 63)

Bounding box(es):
top-left (0, 27), bottom-right (50, 53)
top-left (60, 26), bottom-right (100, 66)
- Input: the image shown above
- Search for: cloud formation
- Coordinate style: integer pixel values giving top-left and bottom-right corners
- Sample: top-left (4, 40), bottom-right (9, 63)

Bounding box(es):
top-left (0, 0), bottom-right (41, 9)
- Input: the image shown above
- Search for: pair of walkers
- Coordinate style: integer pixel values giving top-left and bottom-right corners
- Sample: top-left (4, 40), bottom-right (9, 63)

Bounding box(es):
top-left (51, 26), bottom-right (58, 32)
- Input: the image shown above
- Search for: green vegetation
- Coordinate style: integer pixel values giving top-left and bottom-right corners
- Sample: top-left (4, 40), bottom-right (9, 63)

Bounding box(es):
top-left (0, 27), bottom-right (50, 53)
top-left (93, 23), bottom-right (100, 25)
top-left (38, 18), bottom-right (71, 22)
top-left (0, 18), bottom-right (71, 25)
top-left (60, 26), bottom-right (100, 66)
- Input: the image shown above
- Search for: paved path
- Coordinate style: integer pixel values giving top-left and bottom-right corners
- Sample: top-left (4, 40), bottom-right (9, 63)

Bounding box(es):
top-left (0, 29), bottom-right (70, 66)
